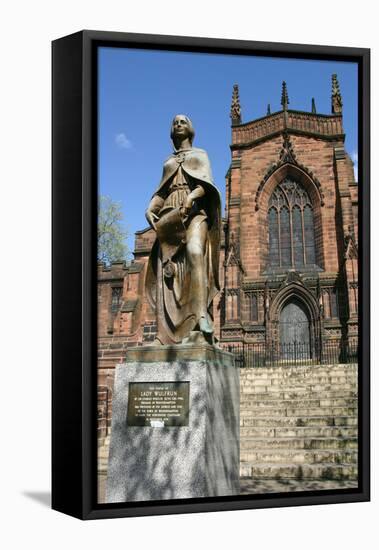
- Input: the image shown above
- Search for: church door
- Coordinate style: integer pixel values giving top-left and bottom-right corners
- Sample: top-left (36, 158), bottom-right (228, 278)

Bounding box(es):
top-left (279, 299), bottom-right (311, 359)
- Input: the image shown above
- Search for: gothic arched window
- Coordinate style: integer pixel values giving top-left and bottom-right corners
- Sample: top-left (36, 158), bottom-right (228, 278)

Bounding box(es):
top-left (268, 178), bottom-right (317, 269)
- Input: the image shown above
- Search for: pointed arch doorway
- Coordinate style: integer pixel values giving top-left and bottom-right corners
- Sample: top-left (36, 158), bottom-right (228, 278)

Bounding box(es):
top-left (279, 298), bottom-right (311, 359)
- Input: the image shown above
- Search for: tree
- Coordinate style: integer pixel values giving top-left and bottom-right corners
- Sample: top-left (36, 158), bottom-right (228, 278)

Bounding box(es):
top-left (98, 195), bottom-right (129, 265)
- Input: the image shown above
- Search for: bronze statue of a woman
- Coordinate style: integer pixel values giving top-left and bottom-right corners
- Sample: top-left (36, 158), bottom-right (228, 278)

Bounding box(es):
top-left (145, 115), bottom-right (221, 345)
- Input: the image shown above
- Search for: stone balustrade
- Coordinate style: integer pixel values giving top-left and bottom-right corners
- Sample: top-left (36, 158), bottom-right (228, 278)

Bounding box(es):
top-left (232, 110), bottom-right (343, 146)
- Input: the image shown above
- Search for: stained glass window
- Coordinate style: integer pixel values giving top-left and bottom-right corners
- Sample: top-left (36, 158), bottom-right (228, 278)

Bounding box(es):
top-left (292, 205), bottom-right (304, 266)
top-left (268, 207), bottom-right (280, 266)
top-left (280, 207), bottom-right (291, 266)
top-left (267, 178), bottom-right (317, 269)
top-left (304, 205), bottom-right (316, 265)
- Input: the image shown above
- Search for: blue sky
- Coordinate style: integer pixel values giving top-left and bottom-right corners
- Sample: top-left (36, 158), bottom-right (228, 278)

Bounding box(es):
top-left (98, 47), bottom-right (358, 254)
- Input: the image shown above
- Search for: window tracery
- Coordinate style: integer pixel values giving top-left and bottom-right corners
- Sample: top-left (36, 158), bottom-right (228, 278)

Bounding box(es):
top-left (268, 178), bottom-right (317, 269)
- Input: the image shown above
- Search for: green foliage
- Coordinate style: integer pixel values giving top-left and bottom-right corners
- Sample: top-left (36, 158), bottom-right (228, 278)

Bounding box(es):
top-left (98, 195), bottom-right (129, 265)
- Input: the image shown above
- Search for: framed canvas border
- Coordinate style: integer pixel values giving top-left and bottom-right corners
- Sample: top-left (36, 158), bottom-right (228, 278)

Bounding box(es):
top-left (52, 30), bottom-right (370, 520)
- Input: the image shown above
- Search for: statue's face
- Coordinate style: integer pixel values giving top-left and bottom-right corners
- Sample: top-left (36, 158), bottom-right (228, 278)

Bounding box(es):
top-left (172, 115), bottom-right (190, 139)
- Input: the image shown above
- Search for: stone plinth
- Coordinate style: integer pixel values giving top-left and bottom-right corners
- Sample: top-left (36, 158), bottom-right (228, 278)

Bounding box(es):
top-left (106, 344), bottom-right (240, 503)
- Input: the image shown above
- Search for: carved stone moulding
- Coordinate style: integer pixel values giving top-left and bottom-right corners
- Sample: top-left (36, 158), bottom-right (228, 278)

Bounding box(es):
top-left (254, 133), bottom-right (325, 211)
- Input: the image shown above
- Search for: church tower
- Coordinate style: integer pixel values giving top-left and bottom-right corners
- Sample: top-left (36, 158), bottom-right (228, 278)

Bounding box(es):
top-left (222, 77), bottom-right (358, 360)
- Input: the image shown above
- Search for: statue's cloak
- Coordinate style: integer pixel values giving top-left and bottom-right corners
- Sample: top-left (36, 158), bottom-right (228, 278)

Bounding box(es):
top-left (145, 147), bottom-right (221, 341)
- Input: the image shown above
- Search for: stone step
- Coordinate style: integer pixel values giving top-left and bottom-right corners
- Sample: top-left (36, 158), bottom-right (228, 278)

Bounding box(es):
top-left (241, 415), bottom-right (357, 428)
top-left (240, 388), bottom-right (358, 403)
top-left (241, 368), bottom-right (357, 381)
top-left (240, 406), bottom-right (357, 418)
top-left (240, 426), bottom-right (358, 438)
top-left (239, 478), bottom-right (359, 493)
top-left (98, 446), bottom-right (110, 459)
top-left (240, 383), bottom-right (357, 394)
top-left (97, 359), bottom-right (119, 369)
top-left (240, 449), bottom-right (357, 464)
top-left (242, 376), bottom-right (358, 388)
top-left (240, 370), bottom-right (357, 379)
top-left (240, 437), bottom-right (357, 451)
top-left (240, 462), bottom-right (358, 480)
top-left (240, 364), bottom-right (357, 375)
top-left (97, 442), bottom-right (110, 474)
top-left (98, 460), bottom-right (108, 473)
top-left (240, 365), bottom-right (357, 375)
top-left (240, 397), bottom-right (357, 408)
top-left (99, 348), bottom-right (126, 360)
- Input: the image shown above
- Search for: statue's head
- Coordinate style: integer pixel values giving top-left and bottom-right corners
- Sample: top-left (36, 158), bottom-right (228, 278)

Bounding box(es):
top-left (170, 114), bottom-right (195, 148)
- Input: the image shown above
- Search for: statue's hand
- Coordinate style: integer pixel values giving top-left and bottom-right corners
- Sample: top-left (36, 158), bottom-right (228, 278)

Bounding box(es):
top-left (184, 196), bottom-right (194, 210)
top-left (180, 206), bottom-right (189, 219)
top-left (146, 210), bottom-right (159, 230)
top-left (180, 196), bottom-right (194, 220)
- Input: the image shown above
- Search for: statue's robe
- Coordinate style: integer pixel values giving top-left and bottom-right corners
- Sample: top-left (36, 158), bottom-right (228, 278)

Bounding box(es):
top-left (145, 147), bottom-right (221, 344)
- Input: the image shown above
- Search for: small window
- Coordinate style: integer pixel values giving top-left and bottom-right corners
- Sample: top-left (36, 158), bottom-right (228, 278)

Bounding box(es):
top-left (249, 293), bottom-right (258, 322)
top-left (111, 287), bottom-right (122, 313)
top-left (227, 289), bottom-right (239, 321)
top-left (330, 289), bottom-right (338, 318)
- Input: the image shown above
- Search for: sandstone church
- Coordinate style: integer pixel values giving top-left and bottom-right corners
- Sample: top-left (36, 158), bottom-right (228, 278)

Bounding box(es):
top-left (97, 75), bottom-right (358, 491)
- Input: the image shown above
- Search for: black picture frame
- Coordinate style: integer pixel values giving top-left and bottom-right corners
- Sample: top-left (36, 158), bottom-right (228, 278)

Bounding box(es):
top-left (52, 30), bottom-right (370, 520)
